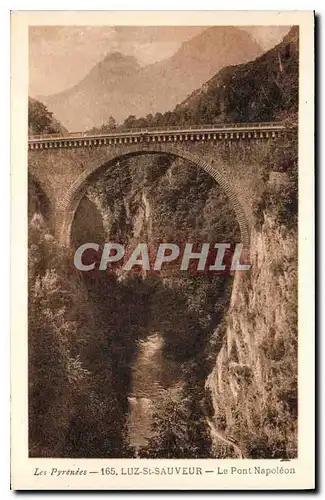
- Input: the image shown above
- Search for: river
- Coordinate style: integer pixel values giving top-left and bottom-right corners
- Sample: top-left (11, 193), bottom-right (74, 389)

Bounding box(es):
top-left (126, 332), bottom-right (180, 453)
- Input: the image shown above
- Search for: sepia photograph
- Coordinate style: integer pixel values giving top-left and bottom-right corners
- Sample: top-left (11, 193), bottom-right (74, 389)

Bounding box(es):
top-left (11, 10), bottom-right (314, 490)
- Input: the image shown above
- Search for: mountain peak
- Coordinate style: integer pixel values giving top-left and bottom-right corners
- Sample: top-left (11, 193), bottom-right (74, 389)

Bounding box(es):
top-left (102, 51), bottom-right (139, 66)
top-left (94, 51), bottom-right (140, 73)
top-left (174, 26), bottom-right (262, 63)
top-left (79, 51), bottom-right (140, 90)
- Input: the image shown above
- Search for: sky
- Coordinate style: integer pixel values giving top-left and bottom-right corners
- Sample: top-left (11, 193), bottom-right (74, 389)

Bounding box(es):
top-left (29, 25), bottom-right (290, 97)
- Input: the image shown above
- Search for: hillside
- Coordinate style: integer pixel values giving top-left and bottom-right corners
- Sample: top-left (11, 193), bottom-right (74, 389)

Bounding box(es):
top-left (38, 26), bottom-right (262, 131)
top-left (170, 26), bottom-right (299, 124)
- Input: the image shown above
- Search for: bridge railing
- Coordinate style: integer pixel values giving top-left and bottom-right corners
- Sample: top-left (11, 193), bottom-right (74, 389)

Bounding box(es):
top-left (29, 122), bottom-right (285, 141)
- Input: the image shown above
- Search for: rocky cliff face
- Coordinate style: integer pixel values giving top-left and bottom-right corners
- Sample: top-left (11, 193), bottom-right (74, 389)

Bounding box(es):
top-left (192, 28), bottom-right (298, 459)
top-left (206, 212), bottom-right (297, 458)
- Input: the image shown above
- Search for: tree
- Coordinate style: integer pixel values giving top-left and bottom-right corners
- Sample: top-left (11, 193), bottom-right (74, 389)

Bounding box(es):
top-left (145, 113), bottom-right (154, 127)
top-left (28, 97), bottom-right (67, 135)
top-left (106, 116), bottom-right (117, 131)
top-left (139, 384), bottom-right (212, 458)
top-left (122, 115), bottom-right (137, 129)
top-left (153, 112), bottom-right (163, 126)
top-left (28, 215), bottom-right (90, 456)
top-left (28, 98), bottom-right (54, 135)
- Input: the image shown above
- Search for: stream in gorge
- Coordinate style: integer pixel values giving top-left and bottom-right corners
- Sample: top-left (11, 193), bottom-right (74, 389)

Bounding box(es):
top-left (126, 332), bottom-right (181, 453)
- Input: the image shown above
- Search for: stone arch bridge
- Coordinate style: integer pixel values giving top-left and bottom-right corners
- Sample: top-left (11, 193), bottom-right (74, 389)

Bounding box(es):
top-left (28, 122), bottom-right (287, 249)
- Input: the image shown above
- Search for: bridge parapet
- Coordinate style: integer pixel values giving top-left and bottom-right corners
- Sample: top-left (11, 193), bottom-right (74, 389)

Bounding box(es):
top-left (28, 122), bottom-right (286, 150)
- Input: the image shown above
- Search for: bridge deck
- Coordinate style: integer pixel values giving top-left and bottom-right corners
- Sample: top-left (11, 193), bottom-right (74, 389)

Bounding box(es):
top-left (29, 122), bottom-right (286, 143)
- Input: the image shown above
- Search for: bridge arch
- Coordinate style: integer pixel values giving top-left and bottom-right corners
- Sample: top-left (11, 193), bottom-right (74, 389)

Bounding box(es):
top-left (55, 143), bottom-right (250, 248)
